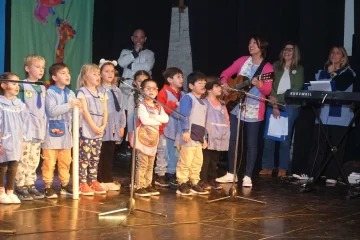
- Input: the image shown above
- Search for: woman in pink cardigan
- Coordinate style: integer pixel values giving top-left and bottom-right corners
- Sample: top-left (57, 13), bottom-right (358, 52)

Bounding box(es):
top-left (216, 35), bottom-right (273, 187)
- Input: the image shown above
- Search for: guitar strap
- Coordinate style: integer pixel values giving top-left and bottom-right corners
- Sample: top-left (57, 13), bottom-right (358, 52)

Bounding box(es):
top-left (253, 59), bottom-right (267, 78)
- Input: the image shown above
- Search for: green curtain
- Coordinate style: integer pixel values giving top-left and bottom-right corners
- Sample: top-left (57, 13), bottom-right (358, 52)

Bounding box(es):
top-left (11, 0), bottom-right (94, 90)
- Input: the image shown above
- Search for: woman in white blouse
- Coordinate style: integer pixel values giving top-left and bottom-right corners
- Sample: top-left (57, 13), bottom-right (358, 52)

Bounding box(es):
top-left (260, 42), bottom-right (304, 177)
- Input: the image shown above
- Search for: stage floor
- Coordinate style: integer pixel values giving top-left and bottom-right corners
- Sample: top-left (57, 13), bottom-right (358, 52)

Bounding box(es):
top-left (1, 175), bottom-right (360, 240)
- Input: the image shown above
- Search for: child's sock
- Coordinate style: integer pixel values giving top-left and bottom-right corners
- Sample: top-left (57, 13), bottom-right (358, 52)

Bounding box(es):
top-left (62, 182), bottom-right (68, 187)
top-left (45, 182), bottom-right (52, 188)
top-left (0, 187), bottom-right (5, 194)
top-left (6, 189), bottom-right (13, 195)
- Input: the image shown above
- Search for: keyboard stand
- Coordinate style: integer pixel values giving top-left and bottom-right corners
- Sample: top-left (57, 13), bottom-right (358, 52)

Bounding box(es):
top-left (301, 106), bottom-right (360, 199)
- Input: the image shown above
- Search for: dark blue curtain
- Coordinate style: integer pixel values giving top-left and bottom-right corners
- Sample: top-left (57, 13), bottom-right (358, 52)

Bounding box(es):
top-left (92, 0), bottom-right (173, 88)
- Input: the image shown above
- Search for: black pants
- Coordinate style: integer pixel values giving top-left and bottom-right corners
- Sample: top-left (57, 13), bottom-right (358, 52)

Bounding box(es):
top-left (200, 149), bottom-right (221, 182)
top-left (307, 124), bottom-right (348, 179)
top-left (0, 161), bottom-right (18, 190)
top-left (97, 141), bottom-right (116, 183)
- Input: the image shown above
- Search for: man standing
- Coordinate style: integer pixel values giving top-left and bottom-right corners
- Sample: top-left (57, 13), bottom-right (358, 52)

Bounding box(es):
top-left (118, 29), bottom-right (155, 110)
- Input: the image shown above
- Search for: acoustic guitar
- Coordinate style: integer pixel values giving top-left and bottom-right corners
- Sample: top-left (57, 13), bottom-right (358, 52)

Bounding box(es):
top-left (223, 72), bottom-right (274, 112)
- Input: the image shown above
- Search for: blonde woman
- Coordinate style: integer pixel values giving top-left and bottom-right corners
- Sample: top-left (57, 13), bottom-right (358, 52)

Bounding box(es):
top-left (260, 42), bottom-right (304, 177)
top-left (306, 46), bottom-right (356, 184)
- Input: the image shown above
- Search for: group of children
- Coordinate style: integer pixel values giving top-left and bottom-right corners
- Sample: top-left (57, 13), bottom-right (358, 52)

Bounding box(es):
top-left (0, 54), bottom-right (231, 204)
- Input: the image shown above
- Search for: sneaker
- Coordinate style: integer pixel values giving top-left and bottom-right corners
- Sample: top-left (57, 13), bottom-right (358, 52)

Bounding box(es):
top-left (277, 169), bottom-right (287, 177)
top-left (259, 169), bottom-right (272, 175)
top-left (134, 188), bottom-right (151, 197)
top-left (27, 185), bottom-right (44, 199)
top-left (208, 179), bottom-right (223, 190)
top-left (7, 193), bottom-right (21, 204)
top-left (176, 183), bottom-right (193, 196)
top-left (89, 181), bottom-right (106, 194)
top-left (145, 186), bottom-right (160, 196)
top-left (15, 186), bottom-right (33, 201)
top-left (100, 181), bottom-right (121, 191)
top-left (44, 186), bottom-right (58, 199)
top-left (79, 183), bottom-right (94, 196)
top-left (60, 183), bottom-right (73, 195)
top-left (155, 175), bottom-right (169, 187)
top-left (326, 179), bottom-right (337, 184)
top-left (292, 174), bottom-right (309, 180)
top-left (215, 172), bottom-right (238, 183)
top-left (198, 180), bottom-right (211, 190)
top-left (0, 193), bottom-right (12, 204)
top-left (166, 173), bottom-right (178, 187)
top-left (242, 176), bottom-right (252, 187)
top-left (190, 184), bottom-right (209, 195)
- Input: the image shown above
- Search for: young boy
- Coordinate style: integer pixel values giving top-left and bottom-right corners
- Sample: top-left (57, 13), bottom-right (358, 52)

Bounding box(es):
top-left (176, 72), bottom-right (208, 195)
top-left (41, 63), bottom-right (80, 198)
top-left (15, 54), bottom-right (46, 200)
top-left (155, 67), bottom-right (184, 187)
top-left (133, 79), bottom-right (168, 196)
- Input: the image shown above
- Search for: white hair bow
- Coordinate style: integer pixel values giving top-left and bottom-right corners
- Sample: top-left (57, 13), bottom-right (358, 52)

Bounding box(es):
top-left (99, 58), bottom-right (118, 68)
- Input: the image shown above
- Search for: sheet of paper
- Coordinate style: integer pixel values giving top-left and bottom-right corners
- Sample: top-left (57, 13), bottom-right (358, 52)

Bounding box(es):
top-left (309, 80), bottom-right (332, 91)
top-left (267, 114), bottom-right (288, 137)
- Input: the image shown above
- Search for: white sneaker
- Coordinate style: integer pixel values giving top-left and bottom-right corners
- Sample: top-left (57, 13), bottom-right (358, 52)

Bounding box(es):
top-left (101, 182), bottom-right (121, 191)
top-left (7, 193), bottom-right (21, 204)
top-left (242, 176), bottom-right (252, 187)
top-left (215, 172), bottom-right (238, 183)
top-left (326, 179), bottom-right (337, 184)
top-left (0, 193), bottom-right (12, 204)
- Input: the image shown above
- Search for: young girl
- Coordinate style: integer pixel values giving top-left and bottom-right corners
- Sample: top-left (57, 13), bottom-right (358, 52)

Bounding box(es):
top-left (98, 59), bottom-right (126, 191)
top-left (76, 64), bottom-right (108, 195)
top-left (0, 73), bottom-right (30, 204)
top-left (199, 77), bottom-right (230, 190)
top-left (127, 70), bottom-right (150, 142)
top-left (133, 79), bottom-right (168, 197)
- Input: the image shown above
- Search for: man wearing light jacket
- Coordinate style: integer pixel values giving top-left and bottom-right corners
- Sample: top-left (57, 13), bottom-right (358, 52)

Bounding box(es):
top-left (118, 29), bottom-right (155, 110)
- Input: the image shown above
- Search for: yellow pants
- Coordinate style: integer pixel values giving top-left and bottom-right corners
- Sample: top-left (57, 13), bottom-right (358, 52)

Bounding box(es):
top-left (41, 149), bottom-right (72, 185)
top-left (176, 145), bottom-right (203, 185)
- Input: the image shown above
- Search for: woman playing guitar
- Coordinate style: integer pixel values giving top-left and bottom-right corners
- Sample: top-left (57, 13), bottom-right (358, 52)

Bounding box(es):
top-left (215, 35), bottom-right (274, 187)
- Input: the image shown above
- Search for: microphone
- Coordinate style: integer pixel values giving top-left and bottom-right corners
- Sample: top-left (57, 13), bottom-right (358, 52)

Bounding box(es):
top-left (234, 79), bottom-right (251, 90)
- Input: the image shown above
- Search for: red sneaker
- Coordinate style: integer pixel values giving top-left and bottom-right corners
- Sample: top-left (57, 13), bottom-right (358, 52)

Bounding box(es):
top-left (79, 183), bottom-right (94, 196)
top-left (89, 181), bottom-right (106, 194)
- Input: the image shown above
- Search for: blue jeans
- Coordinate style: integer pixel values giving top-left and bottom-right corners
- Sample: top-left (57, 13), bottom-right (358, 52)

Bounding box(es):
top-left (261, 105), bottom-right (300, 171)
top-left (165, 137), bottom-right (178, 175)
top-left (154, 136), bottom-right (179, 175)
top-left (228, 114), bottom-right (262, 177)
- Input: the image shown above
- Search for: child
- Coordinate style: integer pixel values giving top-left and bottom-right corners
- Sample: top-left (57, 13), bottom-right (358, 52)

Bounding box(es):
top-left (15, 54), bottom-right (46, 200)
top-left (76, 64), bottom-right (108, 195)
top-left (199, 77), bottom-right (230, 190)
top-left (41, 63), bottom-right (80, 198)
top-left (176, 72), bottom-right (208, 195)
top-left (0, 73), bottom-right (30, 204)
top-left (133, 79), bottom-right (168, 197)
top-left (154, 67), bottom-right (184, 187)
top-left (98, 59), bottom-right (126, 191)
top-left (127, 70), bottom-right (150, 142)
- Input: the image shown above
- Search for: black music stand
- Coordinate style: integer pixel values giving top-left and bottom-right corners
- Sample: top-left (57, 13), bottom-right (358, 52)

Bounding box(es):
top-left (302, 106), bottom-right (360, 199)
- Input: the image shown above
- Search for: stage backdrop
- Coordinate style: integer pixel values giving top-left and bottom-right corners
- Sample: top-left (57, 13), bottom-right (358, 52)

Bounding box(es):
top-left (10, 0), bottom-right (94, 90)
top-left (0, 0), bottom-right (5, 73)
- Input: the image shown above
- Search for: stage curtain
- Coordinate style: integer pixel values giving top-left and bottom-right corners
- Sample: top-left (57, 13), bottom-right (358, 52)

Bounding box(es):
top-left (0, 0), bottom-right (5, 73)
top-left (188, 0), bottom-right (351, 172)
top-left (92, 0), bottom-right (172, 88)
top-left (10, 0), bottom-right (94, 90)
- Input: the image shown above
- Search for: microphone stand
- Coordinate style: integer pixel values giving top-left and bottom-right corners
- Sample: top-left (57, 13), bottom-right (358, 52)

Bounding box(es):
top-left (208, 86), bottom-right (284, 205)
top-left (99, 80), bottom-right (186, 219)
